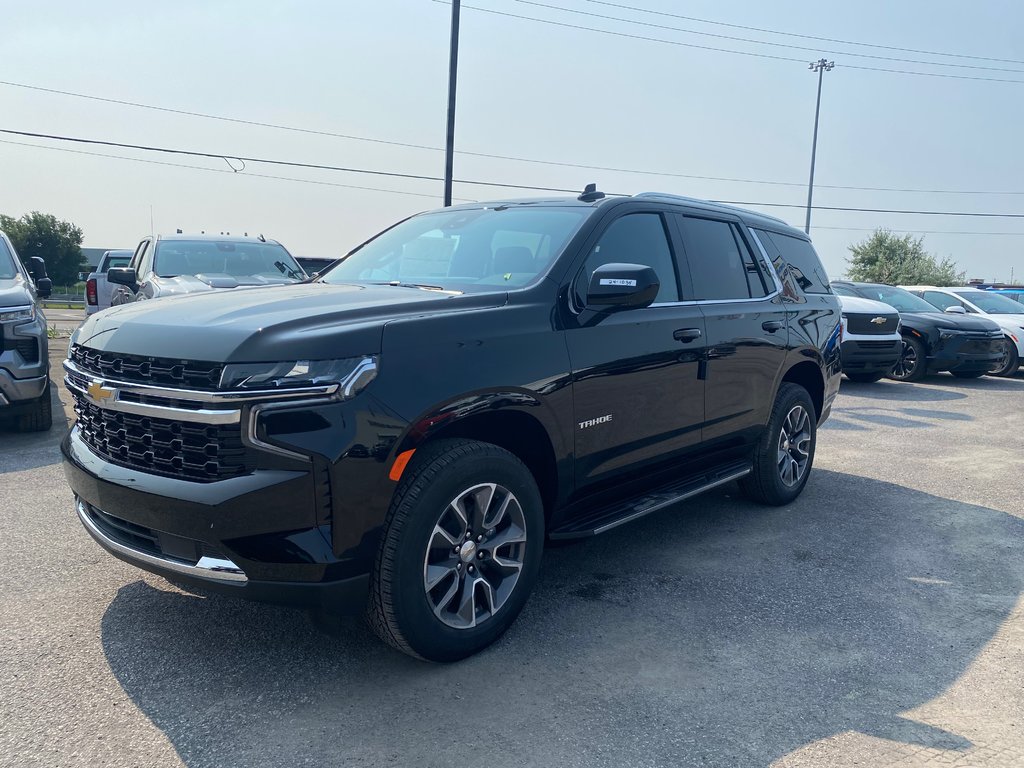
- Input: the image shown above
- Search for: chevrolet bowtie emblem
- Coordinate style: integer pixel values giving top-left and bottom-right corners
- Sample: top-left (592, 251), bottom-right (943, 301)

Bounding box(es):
top-left (87, 381), bottom-right (114, 402)
top-left (870, 317), bottom-right (887, 324)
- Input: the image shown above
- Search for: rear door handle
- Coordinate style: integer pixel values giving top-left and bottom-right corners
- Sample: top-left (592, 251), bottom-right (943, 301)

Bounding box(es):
top-left (673, 328), bottom-right (702, 343)
top-left (761, 320), bottom-right (784, 332)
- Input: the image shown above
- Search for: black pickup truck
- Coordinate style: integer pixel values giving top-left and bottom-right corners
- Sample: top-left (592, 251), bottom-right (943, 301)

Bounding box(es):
top-left (62, 189), bottom-right (841, 660)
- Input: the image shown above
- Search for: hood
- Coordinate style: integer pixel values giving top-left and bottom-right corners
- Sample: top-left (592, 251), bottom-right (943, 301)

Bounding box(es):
top-left (153, 273), bottom-right (299, 296)
top-left (74, 282), bottom-right (506, 362)
top-left (837, 295), bottom-right (898, 315)
top-left (0, 275), bottom-right (32, 308)
top-left (899, 312), bottom-right (1002, 333)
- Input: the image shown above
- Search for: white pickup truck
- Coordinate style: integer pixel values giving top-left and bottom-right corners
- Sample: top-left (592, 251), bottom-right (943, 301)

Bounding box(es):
top-left (84, 249), bottom-right (133, 315)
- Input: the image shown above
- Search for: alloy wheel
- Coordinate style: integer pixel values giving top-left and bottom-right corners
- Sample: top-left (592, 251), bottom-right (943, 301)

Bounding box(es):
top-left (892, 340), bottom-right (918, 379)
top-left (422, 483), bottom-right (527, 629)
top-left (777, 405), bottom-right (811, 487)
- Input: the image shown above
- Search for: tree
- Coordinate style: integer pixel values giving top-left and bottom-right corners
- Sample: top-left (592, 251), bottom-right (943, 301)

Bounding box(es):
top-left (0, 211), bottom-right (85, 286)
top-left (845, 229), bottom-right (964, 286)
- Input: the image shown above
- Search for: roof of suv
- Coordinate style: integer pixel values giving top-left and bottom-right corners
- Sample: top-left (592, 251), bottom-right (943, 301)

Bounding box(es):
top-left (445, 192), bottom-right (807, 240)
top-left (155, 233), bottom-right (283, 246)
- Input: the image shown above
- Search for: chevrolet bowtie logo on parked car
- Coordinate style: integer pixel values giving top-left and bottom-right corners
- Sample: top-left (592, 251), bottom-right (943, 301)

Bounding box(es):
top-left (86, 381), bottom-right (115, 403)
top-left (870, 317), bottom-right (888, 324)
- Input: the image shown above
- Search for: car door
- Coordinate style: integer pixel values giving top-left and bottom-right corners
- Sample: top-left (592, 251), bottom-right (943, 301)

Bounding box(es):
top-left (564, 209), bottom-right (706, 488)
top-left (673, 213), bottom-right (789, 445)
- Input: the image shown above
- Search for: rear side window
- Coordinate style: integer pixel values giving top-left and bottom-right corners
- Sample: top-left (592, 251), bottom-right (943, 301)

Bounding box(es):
top-left (923, 290), bottom-right (964, 311)
top-left (679, 216), bottom-right (767, 300)
top-left (579, 213), bottom-right (679, 303)
top-left (756, 230), bottom-right (831, 294)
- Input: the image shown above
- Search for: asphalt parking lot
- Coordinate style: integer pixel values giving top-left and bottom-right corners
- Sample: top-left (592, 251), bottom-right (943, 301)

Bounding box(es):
top-left (1, 357), bottom-right (1022, 767)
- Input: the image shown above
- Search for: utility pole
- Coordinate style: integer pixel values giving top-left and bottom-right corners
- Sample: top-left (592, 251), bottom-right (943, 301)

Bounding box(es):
top-left (443, 0), bottom-right (461, 207)
top-left (805, 59), bottom-right (834, 234)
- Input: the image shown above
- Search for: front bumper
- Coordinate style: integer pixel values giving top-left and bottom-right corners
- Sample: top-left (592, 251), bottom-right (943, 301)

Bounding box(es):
top-left (928, 333), bottom-right (1004, 372)
top-left (62, 419), bottom-right (374, 614)
top-left (840, 338), bottom-right (901, 374)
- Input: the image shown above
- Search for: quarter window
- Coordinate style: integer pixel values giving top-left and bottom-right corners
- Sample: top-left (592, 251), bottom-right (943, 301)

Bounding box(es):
top-left (579, 213), bottom-right (679, 303)
top-left (681, 217), bottom-right (766, 300)
top-left (757, 230), bottom-right (832, 294)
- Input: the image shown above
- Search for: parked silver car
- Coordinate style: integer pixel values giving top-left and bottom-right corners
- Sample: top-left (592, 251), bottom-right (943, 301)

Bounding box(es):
top-left (108, 234), bottom-right (306, 304)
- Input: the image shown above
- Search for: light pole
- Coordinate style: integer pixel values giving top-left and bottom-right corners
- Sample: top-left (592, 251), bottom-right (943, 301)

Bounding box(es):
top-left (443, 0), bottom-right (462, 207)
top-left (805, 58), bottom-right (834, 234)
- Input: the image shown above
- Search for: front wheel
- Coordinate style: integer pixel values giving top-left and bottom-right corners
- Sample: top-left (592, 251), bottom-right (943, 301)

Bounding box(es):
top-left (889, 336), bottom-right (927, 382)
top-left (369, 439), bottom-right (544, 662)
top-left (740, 383), bottom-right (817, 506)
top-left (989, 337), bottom-right (1020, 377)
top-left (15, 381), bottom-right (53, 432)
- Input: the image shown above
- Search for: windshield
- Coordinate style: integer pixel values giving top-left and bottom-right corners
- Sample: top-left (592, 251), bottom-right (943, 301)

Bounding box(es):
top-left (857, 284), bottom-right (939, 313)
top-left (952, 290), bottom-right (1024, 314)
top-left (323, 207), bottom-right (590, 291)
top-left (106, 256), bottom-right (131, 271)
top-left (0, 238), bottom-right (17, 279)
top-left (154, 240), bottom-right (304, 280)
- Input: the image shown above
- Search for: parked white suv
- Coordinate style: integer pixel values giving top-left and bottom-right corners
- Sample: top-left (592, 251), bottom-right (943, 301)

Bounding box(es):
top-left (837, 295), bottom-right (902, 383)
top-left (903, 286), bottom-right (1024, 376)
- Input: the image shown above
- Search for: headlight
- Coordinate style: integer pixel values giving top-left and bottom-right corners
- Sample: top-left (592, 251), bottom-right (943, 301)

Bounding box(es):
top-left (220, 355), bottom-right (378, 397)
top-left (0, 305), bottom-right (34, 323)
top-left (939, 329), bottom-right (965, 340)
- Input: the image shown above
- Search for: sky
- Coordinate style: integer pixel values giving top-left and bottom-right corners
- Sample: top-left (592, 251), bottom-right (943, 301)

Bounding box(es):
top-left (1, 0), bottom-right (1023, 282)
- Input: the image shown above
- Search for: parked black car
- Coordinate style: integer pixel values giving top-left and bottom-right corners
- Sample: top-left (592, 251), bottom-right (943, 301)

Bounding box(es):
top-left (108, 234), bottom-right (306, 305)
top-left (63, 190), bottom-right (841, 660)
top-left (830, 282), bottom-right (1003, 380)
top-left (0, 231), bottom-right (52, 431)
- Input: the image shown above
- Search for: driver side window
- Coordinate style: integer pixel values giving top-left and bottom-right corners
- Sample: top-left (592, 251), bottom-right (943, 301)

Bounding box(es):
top-left (577, 213), bottom-right (679, 305)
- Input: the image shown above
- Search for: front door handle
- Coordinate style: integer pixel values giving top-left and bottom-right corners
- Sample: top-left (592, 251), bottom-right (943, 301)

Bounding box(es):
top-left (761, 320), bottom-right (784, 332)
top-left (673, 328), bottom-right (702, 343)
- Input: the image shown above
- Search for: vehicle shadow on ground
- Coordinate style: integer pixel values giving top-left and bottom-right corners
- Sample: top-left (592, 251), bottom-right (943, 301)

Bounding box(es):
top-left (0, 384), bottom-right (69, 474)
top-left (99, 470), bottom-right (1024, 768)
top-left (837, 379), bottom-right (968, 402)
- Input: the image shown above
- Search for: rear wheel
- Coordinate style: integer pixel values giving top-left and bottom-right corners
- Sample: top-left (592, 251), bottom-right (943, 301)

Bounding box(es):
top-left (889, 336), bottom-right (927, 382)
top-left (740, 383), bottom-right (817, 506)
top-left (989, 337), bottom-right (1019, 377)
top-left (369, 439), bottom-right (544, 662)
top-left (15, 381), bottom-right (53, 432)
top-left (844, 372), bottom-right (885, 383)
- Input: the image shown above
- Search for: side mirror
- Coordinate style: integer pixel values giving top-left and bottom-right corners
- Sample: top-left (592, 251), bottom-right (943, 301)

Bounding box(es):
top-left (107, 266), bottom-right (138, 290)
top-left (944, 305), bottom-right (967, 314)
top-left (36, 277), bottom-right (52, 298)
top-left (586, 263), bottom-right (660, 309)
top-left (27, 256), bottom-right (47, 280)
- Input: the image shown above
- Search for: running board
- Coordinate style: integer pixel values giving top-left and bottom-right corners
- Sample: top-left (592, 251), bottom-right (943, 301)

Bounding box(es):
top-left (549, 461), bottom-right (751, 541)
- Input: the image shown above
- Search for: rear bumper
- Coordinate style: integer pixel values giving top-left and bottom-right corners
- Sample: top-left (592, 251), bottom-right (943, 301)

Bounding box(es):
top-left (840, 338), bottom-right (901, 374)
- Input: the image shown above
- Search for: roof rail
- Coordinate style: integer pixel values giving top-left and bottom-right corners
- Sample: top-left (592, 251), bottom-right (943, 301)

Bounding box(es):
top-left (633, 192), bottom-right (791, 226)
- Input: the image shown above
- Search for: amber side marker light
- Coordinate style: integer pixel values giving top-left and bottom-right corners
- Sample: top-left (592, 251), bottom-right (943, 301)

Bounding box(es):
top-left (389, 449), bottom-right (416, 481)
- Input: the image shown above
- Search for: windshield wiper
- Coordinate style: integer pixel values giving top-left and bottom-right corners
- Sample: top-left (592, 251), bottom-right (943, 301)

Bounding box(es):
top-left (274, 260), bottom-right (303, 280)
top-left (368, 280), bottom-right (447, 291)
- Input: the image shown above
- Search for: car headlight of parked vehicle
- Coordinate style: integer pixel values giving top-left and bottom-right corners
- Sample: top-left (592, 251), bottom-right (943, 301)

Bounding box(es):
top-left (0, 305), bottom-right (34, 323)
top-left (939, 329), bottom-right (966, 340)
top-left (219, 355), bottom-right (378, 397)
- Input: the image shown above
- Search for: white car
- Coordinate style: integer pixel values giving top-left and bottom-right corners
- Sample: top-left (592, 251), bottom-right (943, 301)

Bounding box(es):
top-left (837, 295), bottom-right (902, 382)
top-left (902, 285), bottom-right (1024, 376)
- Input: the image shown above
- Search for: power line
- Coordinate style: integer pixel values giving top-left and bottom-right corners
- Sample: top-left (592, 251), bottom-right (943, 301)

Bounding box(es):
top-left (0, 138), bottom-right (476, 201)
top-left (814, 225), bottom-right (1024, 236)
top-left (5, 78), bottom-right (1024, 195)
top-left (515, 0), bottom-right (1024, 73)
top-left (442, 2), bottom-right (1024, 85)
top-left (7, 127), bottom-right (1024, 219)
top-left (581, 0), bottom-right (1024, 66)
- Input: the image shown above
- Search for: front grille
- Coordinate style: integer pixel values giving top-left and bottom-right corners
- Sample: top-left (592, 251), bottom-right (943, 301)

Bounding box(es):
top-left (846, 313), bottom-right (900, 335)
top-left (957, 335), bottom-right (1003, 355)
top-left (72, 391), bottom-right (253, 482)
top-left (70, 344), bottom-right (224, 390)
top-left (854, 339), bottom-right (900, 350)
top-left (0, 336), bottom-right (39, 363)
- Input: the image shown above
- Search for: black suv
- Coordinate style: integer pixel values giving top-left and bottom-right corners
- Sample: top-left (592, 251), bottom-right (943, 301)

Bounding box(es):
top-left (62, 190), bottom-right (841, 660)
top-left (1, 230), bottom-right (53, 431)
top-left (830, 282), bottom-right (1003, 381)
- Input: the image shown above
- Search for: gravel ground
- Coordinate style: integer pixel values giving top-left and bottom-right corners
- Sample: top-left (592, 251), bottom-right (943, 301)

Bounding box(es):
top-left (1, 371), bottom-right (1022, 768)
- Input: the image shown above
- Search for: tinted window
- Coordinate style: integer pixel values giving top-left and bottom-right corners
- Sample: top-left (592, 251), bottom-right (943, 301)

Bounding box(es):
top-left (580, 213), bottom-right (679, 303)
top-left (856, 285), bottom-right (938, 313)
top-left (680, 217), bottom-right (757, 300)
top-left (923, 290), bottom-right (963, 311)
top-left (154, 240), bottom-right (303, 280)
top-left (326, 208), bottom-right (588, 291)
top-left (951, 290), bottom-right (1024, 314)
top-left (831, 284), bottom-right (858, 297)
top-left (0, 237), bottom-right (17, 279)
top-left (759, 230), bottom-right (831, 294)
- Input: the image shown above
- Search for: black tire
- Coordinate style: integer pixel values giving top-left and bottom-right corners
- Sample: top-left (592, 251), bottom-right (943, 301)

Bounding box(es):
top-left (950, 369), bottom-right (987, 379)
top-left (844, 372), bottom-right (885, 383)
top-left (15, 381), bottom-right (53, 432)
top-left (740, 383), bottom-right (817, 506)
top-left (369, 439), bottom-right (544, 662)
top-left (989, 337), bottom-right (1020, 377)
top-left (888, 336), bottom-right (927, 382)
